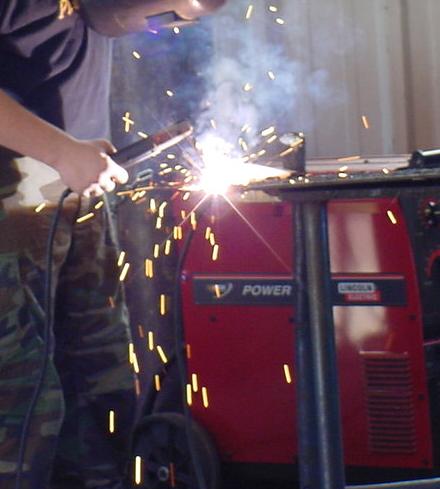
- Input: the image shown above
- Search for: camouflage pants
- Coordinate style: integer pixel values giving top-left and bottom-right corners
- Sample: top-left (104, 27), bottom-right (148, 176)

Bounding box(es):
top-left (0, 156), bottom-right (136, 489)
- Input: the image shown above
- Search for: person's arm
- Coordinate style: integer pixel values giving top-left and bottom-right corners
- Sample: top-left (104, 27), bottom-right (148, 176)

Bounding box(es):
top-left (0, 89), bottom-right (128, 196)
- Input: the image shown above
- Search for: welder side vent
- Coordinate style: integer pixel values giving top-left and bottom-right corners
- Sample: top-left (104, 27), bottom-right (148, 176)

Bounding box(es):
top-left (362, 353), bottom-right (416, 454)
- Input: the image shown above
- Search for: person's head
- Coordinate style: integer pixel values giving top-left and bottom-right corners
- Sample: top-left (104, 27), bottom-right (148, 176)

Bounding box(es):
top-left (80, 0), bottom-right (227, 36)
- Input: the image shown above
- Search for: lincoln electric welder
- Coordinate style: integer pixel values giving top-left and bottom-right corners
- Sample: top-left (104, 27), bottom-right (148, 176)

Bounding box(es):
top-left (133, 155), bottom-right (440, 488)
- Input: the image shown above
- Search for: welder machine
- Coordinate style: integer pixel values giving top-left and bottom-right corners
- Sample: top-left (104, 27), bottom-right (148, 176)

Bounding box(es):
top-left (131, 151), bottom-right (440, 488)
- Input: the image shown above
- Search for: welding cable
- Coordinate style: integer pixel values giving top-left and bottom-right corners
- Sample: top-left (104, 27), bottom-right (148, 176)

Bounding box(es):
top-left (173, 227), bottom-right (209, 489)
top-left (14, 187), bottom-right (72, 489)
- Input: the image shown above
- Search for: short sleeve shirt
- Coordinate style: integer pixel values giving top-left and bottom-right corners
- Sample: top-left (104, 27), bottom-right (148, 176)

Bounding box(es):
top-left (0, 0), bottom-right (112, 139)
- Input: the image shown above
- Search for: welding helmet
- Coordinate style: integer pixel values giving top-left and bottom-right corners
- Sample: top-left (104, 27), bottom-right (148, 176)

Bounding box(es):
top-left (80, 0), bottom-right (227, 37)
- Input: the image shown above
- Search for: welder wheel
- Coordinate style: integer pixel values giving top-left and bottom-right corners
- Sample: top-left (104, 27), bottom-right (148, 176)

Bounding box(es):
top-left (131, 412), bottom-right (220, 489)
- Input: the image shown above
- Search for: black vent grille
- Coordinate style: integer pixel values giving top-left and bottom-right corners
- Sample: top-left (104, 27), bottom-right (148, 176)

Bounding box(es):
top-left (362, 352), bottom-right (416, 454)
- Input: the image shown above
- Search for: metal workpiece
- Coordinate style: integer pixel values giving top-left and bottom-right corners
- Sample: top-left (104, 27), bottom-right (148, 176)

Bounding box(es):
top-left (248, 166), bottom-right (440, 201)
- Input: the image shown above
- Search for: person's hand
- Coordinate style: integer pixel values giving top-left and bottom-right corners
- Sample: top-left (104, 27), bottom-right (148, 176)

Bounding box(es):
top-left (51, 138), bottom-right (129, 196)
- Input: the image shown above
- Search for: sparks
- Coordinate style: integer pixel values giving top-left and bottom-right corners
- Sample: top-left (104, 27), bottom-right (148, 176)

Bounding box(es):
top-left (239, 137), bottom-right (248, 152)
top-left (109, 410), bottom-right (115, 433)
top-left (34, 202), bottom-right (46, 213)
top-left (58, 0), bottom-right (74, 19)
top-left (186, 384), bottom-right (193, 406)
top-left (245, 4), bottom-right (254, 20)
top-left (164, 240), bottom-right (171, 256)
top-left (159, 294), bottom-right (167, 315)
top-left (212, 244), bottom-right (219, 261)
top-left (129, 342), bottom-right (135, 364)
top-left (387, 210), bottom-right (398, 225)
top-left (214, 284), bottom-right (222, 298)
top-left (362, 115), bottom-right (370, 129)
top-left (190, 212), bottom-right (197, 230)
top-left (337, 155), bottom-right (361, 163)
top-left (134, 456), bottom-right (142, 485)
top-left (132, 50), bottom-right (141, 59)
top-left (76, 212), bottom-right (94, 223)
top-left (192, 373), bottom-right (199, 392)
top-left (154, 374), bottom-right (161, 391)
top-left (117, 251), bottom-right (126, 267)
top-left (149, 198), bottom-right (157, 212)
top-left (158, 201), bottom-right (168, 217)
top-left (275, 17), bottom-right (285, 25)
top-left (153, 244), bottom-right (160, 258)
top-left (119, 262), bottom-right (130, 282)
top-left (145, 259), bottom-right (154, 278)
top-left (284, 364), bottom-right (293, 384)
top-left (280, 147), bottom-right (294, 157)
top-left (122, 112), bottom-right (134, 132)
top-left (166, 89), bottom-right (174, 97)
top-left (157, 345), bottom-right (168, 364)
top-left (197, 135), bottom-right (249, 194)
top-left (261, 126), bottom-right (276, 137)
top-left (148, 331), bottom-right (154, 351)
top-left (267, 70), bottom-right (276, 80)
top-left (132, 353), bottom-right (140, 374)
top-left (202, 387), bottom-right (209, 408)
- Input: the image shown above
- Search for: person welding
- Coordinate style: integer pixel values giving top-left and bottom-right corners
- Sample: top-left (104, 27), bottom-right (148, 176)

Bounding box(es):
top-left (0, 1), bottom-right (225, 488)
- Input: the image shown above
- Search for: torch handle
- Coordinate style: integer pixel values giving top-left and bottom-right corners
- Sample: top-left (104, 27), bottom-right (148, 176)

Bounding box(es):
top-left (112, 121), bottom-right (194, 169)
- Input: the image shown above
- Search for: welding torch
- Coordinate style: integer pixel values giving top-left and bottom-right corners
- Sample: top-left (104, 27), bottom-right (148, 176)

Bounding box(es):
top-left (112, 120), bottom-right (193, 170)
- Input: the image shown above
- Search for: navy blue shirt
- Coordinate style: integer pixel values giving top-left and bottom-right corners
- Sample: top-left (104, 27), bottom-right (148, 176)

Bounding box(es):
top-left (0, 0), bottom-right (112, 139)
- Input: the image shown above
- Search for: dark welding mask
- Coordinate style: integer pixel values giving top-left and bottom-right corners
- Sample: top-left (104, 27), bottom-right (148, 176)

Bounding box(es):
top-left (80, 0), bottom-right (227, 36)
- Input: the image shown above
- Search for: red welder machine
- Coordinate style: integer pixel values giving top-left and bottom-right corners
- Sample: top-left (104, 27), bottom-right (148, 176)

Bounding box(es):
top-left (132, 154), bottom-right (440, 488)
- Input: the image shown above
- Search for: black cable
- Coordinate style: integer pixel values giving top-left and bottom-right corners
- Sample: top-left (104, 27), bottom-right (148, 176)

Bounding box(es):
top-left (173, 226), bottom-right (208, 489)
top-left (15, 187), bottom-right (72, 489)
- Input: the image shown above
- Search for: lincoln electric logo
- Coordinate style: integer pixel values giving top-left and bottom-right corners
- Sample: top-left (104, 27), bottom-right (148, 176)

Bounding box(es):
top-left (207, 283), bottom-right (234, 299)
top-left (337, 282), bottom-right (381, 302)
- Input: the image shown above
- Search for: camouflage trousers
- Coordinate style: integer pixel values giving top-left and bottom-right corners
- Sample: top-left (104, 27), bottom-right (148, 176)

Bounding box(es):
top-left (0, 155), bottom-right (136, 489)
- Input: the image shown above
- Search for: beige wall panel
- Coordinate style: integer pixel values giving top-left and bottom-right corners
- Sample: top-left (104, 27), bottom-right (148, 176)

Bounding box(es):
top-left (405, 0), bottom-right (440, 149)
top-left (209, 0), bottom-right (440, 159)
top-left (303, 0), bottom-right (409, 158)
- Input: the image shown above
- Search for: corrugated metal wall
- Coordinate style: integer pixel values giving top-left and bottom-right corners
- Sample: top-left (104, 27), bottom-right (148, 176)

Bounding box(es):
top-left (211, 0), bottom-right (440, 158)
